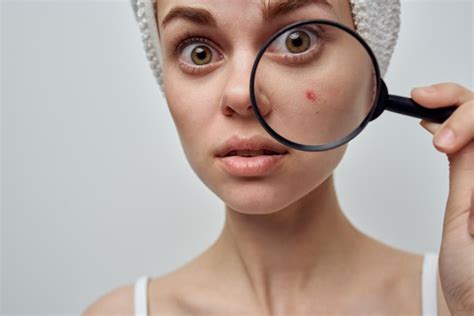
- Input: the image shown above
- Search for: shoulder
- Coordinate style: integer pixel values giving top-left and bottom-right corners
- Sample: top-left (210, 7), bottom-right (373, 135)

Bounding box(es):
top-left (82, 283), bottom-right (134, 316)
top-left (82, 274), bottom-right (196, 316)
top-left (380, 249), bottom-right (450, 316)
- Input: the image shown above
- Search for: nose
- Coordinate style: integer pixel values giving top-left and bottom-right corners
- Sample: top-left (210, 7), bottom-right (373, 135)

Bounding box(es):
top-left (220, 52), bottom-right (271, 118)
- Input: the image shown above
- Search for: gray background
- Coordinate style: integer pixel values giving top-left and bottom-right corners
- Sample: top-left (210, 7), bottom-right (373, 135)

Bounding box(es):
top-left (2, 0), bottom-right (473, 315)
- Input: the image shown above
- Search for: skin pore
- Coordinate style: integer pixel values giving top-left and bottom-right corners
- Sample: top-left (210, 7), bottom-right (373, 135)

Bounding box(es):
top-left (83, 1), bottom-right (451, 315)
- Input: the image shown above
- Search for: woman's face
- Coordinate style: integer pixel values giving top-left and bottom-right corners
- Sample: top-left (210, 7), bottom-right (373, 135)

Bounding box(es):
top-left (157, 0), bottom-right (361, 214)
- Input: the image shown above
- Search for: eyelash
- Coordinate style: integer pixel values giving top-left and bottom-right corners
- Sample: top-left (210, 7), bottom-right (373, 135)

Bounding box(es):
top-left (172, 31), bottom-right (216, 55)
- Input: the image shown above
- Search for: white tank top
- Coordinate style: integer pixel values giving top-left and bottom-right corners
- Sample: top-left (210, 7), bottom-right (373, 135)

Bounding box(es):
top-left (134, 252), bottom-right (439, 316)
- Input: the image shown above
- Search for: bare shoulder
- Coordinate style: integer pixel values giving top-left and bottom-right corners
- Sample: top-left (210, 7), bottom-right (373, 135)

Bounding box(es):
top-left (81, 274), bottom-right (189, 316)
top-left (377, 248), bottom-right (424, 313)
top-left (147, 269), bottom-right (226, 315)
top-left (370, 243), bottom-right (449, 315)
top-left (146, 259), bottom-right (248, 315)
top-left (82, 283), bottom-right (134, 316)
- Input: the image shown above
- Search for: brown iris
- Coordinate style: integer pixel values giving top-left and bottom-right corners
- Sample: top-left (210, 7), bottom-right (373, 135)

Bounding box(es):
top-left (285, 31), bottom-right (310, 53)
top-left (191, 45), bottom-right (212, 65)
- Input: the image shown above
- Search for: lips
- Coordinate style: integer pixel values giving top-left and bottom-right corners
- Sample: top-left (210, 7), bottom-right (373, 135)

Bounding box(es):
top-left (215, 135), bottom-right (289, 158)
top-left (215, 135), bottom-right (289, 177)
top-left (225, 149), bottom-right (283, 157)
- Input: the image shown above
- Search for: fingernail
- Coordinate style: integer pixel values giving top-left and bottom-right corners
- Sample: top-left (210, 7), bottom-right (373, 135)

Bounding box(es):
top-left (434, 128), bottom-right (455, 148)
top-left (417, 86), bottom-right (437, 94)
top-left (420, 120), bottom-right (441, 134)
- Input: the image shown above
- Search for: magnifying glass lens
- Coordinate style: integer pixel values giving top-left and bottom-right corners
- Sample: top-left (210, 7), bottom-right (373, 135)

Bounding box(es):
top-left (252, 22), bottom-right (378, 149)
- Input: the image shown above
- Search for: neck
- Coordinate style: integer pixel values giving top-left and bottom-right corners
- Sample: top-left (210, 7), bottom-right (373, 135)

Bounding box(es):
top-left (208, 174), bottom-right (368, 314)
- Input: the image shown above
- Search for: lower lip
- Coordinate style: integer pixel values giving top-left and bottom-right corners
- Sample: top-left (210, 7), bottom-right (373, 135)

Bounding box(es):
top-left (217, 154), bottom-right (288, 177)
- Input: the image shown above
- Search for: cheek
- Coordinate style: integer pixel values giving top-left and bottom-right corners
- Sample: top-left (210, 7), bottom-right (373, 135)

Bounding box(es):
top-left (163, 69), bottom-right (227, 173)
top-left (311, 62), bottom-right (373, 140)
top-left (164, 72), bottom-right (217, 132)
top-left (164, 79), bottom-right (206, 149)
top-left (292, 143), bottom-right (346, 184)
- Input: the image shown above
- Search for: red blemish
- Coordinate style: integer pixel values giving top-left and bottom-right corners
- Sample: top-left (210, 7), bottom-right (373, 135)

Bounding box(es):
top-left (305, 89), bottom-right (318, 103)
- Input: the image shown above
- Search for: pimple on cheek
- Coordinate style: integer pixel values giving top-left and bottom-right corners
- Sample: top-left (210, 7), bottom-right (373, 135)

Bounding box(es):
top-left (305, 89), bottom-right (318, 103)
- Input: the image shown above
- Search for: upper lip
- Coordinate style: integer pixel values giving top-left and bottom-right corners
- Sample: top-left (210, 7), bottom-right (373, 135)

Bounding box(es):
top-left (215, 135), bottom-right (290, 157)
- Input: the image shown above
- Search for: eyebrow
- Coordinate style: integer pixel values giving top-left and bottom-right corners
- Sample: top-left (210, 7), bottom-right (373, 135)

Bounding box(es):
top-left (160, 0), bottom-right (332, 29)
top-left (161, 6), bottom-right (216, 28)
top-left (262, 0), bottom-right (332, 20)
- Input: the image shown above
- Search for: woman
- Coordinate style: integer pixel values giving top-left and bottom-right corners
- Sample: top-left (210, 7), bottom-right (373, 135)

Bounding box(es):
top-left (84, 0), bottom-right (474, 315)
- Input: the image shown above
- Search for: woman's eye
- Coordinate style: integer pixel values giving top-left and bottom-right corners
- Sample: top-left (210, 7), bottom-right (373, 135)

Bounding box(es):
top-left (269, 27), bottom-right (321, 56)
top-left (176, 38), bottom-right (223, 75)
top-left (285, 31), bottom-right (311, 53)
top-left (180, 42), bottom-right (219, 66)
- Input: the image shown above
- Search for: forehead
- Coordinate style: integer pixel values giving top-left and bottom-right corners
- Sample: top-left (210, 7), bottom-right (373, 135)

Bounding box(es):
top-left (158, 0), bottom-right (330, 13)
top-left (156, 0), bottom-right (352, 27)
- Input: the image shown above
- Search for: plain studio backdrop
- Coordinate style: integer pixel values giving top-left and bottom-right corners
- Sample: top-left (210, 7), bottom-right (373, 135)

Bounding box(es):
top-left (2, 0), bottom-right (473, 314)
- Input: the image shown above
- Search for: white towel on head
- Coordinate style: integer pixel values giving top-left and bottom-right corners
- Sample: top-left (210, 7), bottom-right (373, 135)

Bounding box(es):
top-left (349, 0), bottom-right (401, 78)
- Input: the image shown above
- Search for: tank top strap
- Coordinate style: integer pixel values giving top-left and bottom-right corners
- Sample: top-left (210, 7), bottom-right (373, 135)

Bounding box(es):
top-left (134, 275), bottom-right (149, 316)
top-left (421, 252), bottom-right (438, 316)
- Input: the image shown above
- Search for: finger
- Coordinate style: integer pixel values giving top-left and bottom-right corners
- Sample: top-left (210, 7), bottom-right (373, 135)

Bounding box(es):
top-left (432, 100), bottom-right (474, 154)
top-left (419, 119), bottom-right (441, 135)
top-left (411, 82), bottom-right (474, 109)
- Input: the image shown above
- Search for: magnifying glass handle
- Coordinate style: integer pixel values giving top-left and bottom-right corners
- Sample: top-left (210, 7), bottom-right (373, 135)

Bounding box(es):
top-left (373, 80), bottom-right (457, 124)
top-left (385, 95), bottom-right (456, 124)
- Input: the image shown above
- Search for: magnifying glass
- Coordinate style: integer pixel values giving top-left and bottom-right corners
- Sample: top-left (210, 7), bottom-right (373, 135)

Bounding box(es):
top-left (249, 19), bottom-right (457, 152)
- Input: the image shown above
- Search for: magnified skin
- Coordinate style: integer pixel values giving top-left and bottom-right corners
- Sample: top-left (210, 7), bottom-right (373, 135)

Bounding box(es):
top-left (255, 24), bottom-right (375, 146)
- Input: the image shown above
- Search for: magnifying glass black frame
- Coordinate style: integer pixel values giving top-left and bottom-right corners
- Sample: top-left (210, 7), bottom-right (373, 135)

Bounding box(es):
top-left (249, 19), bottom-right (457, 152)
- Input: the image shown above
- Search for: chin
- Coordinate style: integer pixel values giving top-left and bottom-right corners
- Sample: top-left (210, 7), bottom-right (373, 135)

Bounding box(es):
top-left (226, 200), bottom-right (292, 215)
top-left (211, 177), bottom-right (315, 215)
